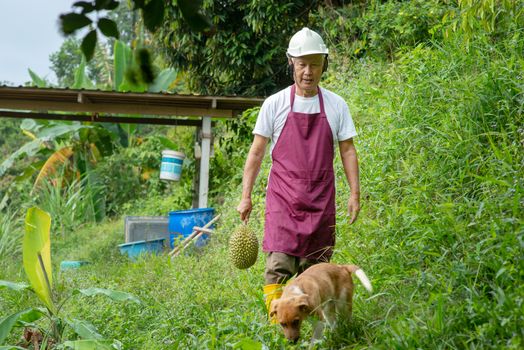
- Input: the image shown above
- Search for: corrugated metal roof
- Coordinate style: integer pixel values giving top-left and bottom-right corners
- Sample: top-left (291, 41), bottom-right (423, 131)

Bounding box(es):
top-left (0, 86), bottom-right (264, 119)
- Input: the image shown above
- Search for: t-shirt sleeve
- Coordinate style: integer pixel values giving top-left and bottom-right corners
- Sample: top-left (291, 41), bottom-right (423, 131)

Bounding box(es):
top-left (337, 100), bottom-right (357, 141)
top-left (253, 98), bottom-right (273, 139)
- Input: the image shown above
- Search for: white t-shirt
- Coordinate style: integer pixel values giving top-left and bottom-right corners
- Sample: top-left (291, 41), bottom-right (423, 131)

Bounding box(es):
top-left (253, 86), bottom-right (357, 155)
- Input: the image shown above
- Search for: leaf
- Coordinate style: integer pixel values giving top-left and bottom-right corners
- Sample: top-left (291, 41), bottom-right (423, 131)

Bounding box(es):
top-left (60, 13), bottom-right (93, 35)
top-left (156, 136), bottom-right (179, 150)
top-left (119, 69), bottom-right (148, 92)
top-left (136, 48), bottom-right (155, 83)
top-left (20, 118), bottom-right (39, 132)
top-left (67, 318), bottom-right (103, 340)
top-left (73, 57), bottom-right (95, 89)
top-left (0, 308), bottom-right (43, 345)
top-left (23, 207), bottom-right (55, 313)
top-left (15, 159), bottom-right (45, 182)
top-left (36, 122), bottom-right (92, 139)
top-left (133, 0), bottom-right (145, 10)
top-left (0, 280), bottom-right (30, 291)
top-left (0, 139), bottom-right (43, 177)
top-left (73, 1), bottom-right (95, 14)
top-left (73, 60), bottom-right (86, 89)
top-left (61, 339), bottom-right (114, 350)
top-left (232, 338), bottom-right (263, 350)
top-left (98, 18), bottom-right (119, 39)
top-left (33, 147), bottom-right (74, 191)
top-left (74, 287), bottom-right (141, 304)
top-left (113, 40), bottom-right (132, 90)
top-left (95, 0), bottom-right (119, 10)
top-left (178, 0), bottom-right (212, 32)
top-left (142, 0), bottom-right (165, 31)
top-left (81, 30), bottom-right (98, 61)
top-left (27, 69), bottom-right (47, 87)
top-left (148, 68), bottom-right (178, 93)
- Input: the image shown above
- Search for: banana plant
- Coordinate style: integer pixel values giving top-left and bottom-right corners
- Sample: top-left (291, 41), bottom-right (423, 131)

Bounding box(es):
top-left (112, 39), bottom-right (178, 146)
top-left (0, 40), bottom-right (178, 181)
top-left (0, 207), bottom-right (139, 349)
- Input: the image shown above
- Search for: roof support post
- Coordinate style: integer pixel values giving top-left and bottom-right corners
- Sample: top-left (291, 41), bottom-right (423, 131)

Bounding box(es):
top-left (198, 116), bottom-right (212, 208)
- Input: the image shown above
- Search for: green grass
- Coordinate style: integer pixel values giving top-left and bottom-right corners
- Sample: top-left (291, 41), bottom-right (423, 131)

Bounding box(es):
top-left (1, 33), bottom-right (523, 349)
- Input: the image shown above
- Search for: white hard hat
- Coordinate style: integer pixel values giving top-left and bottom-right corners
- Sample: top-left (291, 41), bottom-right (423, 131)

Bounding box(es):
top-left (287, 27), bottom-right (329, 57)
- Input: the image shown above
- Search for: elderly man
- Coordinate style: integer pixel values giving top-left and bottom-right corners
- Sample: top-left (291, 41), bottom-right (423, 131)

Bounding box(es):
top-left (236, 27), bottom-right (361, 320)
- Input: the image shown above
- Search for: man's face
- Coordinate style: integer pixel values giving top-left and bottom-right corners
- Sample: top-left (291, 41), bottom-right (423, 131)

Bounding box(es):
top-left (290, 54), bottom-right (325, 97)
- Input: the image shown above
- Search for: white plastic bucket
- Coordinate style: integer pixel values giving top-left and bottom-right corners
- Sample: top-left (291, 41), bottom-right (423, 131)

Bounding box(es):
top-left (160, 150), bottom-right (185, 181)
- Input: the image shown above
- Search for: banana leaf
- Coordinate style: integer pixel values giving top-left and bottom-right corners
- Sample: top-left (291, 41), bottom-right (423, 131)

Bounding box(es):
top-left (0, 308), bottom-right (44, 345)
top-left (72, 58), bottom-right (95, 90)
top-left (28, 69), bottom-right (47, 87)
top-left (23, 207), bottom-right (55, 313)
top-left (113, 40), bottom-right (132, 91)
top-left (148, 68), bottom-right (178, 93)
top-left (0, 123), bottom-right (93, 177)
top-left (0, 280), bottom-right (30, 291)
top-left (66, 319), bottom-right (103, 340)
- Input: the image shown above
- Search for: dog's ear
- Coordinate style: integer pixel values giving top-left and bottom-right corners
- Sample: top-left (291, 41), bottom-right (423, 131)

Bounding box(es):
top-left (269, 299), bottom-right (279, 318)
top-left (297, 295), bottom-right (310, 313)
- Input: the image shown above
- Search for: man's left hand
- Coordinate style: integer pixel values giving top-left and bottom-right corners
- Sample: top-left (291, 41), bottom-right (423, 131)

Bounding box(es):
top-left (347, 195), bottom-right (360, 224)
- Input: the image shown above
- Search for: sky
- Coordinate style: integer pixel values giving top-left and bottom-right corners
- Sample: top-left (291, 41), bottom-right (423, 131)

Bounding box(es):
top-left (0, 0), bottom-right (74, 85)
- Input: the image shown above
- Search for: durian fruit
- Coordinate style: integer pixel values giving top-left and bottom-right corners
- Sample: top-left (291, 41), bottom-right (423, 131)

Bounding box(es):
top-left (229, 225), bottom-right (258, 269)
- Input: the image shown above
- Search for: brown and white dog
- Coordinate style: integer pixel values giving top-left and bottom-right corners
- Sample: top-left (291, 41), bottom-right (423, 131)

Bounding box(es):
top-left (269, 263), bottom-right (372, 343)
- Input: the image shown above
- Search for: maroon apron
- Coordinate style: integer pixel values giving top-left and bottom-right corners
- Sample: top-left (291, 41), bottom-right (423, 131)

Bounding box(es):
top-left (263, 84), bottom-right (336, 260)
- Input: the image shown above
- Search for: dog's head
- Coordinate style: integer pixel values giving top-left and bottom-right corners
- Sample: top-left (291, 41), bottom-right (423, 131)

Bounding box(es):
top-left (269, 294), bottom-right (311, 342)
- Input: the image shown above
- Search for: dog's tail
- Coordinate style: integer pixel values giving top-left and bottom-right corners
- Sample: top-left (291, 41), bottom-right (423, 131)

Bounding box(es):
top-left (344, 265), bottom-right (373, 293)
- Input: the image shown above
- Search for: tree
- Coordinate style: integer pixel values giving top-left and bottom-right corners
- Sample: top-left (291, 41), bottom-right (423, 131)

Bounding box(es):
top-left (58, 0), bottom-right (325, 96)
top-left (50, 37), bottom-right (111, 87)
top-left (157, 1), bottom-right (316, 96)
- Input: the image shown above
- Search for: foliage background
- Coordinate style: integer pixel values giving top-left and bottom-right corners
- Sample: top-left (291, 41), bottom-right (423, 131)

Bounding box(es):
top-left (1, 0), bottom-right (523, 349)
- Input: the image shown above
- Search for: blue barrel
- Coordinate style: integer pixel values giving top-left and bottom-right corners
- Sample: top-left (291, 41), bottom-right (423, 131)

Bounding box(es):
top-left (168, 208), bottom-right (215, 248)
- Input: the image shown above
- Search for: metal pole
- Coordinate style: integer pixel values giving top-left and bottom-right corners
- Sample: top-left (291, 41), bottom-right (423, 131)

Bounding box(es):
top-left (198, 116), bottom-right (212, 208)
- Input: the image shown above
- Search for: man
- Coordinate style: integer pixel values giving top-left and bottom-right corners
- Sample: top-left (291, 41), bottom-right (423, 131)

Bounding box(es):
top-left (236, 27), bottom-right (361, 320)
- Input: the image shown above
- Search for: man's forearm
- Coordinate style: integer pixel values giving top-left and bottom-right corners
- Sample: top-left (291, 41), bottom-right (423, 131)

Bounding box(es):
top-left (241, 136), bottom-right (268, 199)
top-left (241, 153), bottom-right (263, 199)
top-left (339, 140), bottom-right (360, 197)
top-left (345, 153), bottom-right (360, 198)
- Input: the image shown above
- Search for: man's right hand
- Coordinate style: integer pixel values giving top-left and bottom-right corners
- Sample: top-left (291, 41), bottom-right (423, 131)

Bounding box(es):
top-left (237, 198), bottom-right (253, 224)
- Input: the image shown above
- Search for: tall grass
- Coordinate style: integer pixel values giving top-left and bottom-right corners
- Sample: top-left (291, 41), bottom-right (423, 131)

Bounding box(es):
top-left (33, 177), bottom-right (103, 236)
top-left (0, 210), bottom-right (21, 263)
top-left (329, 34), bottom-right (523, 348)
top-left (1, 28), bottom-right (522, 350)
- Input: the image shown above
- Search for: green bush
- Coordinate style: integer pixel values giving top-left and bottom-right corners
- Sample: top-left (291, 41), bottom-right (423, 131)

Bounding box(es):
top-left (96, 130), bottom-right (195, 216)
top-left (313, 0), bottom-right (451, 59)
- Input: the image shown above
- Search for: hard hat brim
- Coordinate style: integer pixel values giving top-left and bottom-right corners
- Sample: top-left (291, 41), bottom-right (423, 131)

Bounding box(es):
top-left (287, 49), bottom-right (329, 57)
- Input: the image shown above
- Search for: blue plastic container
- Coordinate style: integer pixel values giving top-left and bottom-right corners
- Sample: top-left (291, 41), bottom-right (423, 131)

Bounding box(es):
top-left (118, 238), bottom-right (166, 260)
top-left (60, 260), bottom-right (90, 270)
top-left (168, 208), bottom-right (215, 248)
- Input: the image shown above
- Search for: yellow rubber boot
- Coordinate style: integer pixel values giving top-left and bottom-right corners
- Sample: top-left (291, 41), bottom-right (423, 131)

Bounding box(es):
top-left (263, 284), bottom-right (284, 324)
